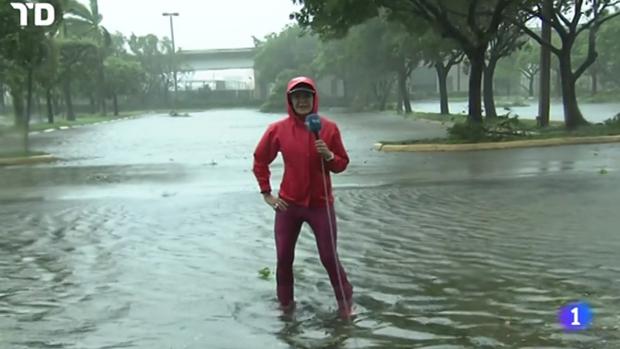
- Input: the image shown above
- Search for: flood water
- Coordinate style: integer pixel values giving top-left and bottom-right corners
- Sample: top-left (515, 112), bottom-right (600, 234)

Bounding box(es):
top-left (1, 108), bottom-right (619, 348)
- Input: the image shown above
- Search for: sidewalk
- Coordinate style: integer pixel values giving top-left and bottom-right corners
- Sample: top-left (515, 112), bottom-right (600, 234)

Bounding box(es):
top-left (376, 134), bottom-right (620, 152)
top-left (0, 154), bottom-right (59, 166)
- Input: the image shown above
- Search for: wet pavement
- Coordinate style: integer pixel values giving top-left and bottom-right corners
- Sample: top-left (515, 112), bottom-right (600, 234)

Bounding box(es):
top-left (1, 108), bottom-right (619, 349)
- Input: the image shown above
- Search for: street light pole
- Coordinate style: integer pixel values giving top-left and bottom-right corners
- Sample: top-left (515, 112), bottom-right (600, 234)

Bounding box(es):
top-left (162, 12), bottom-right (179, 112)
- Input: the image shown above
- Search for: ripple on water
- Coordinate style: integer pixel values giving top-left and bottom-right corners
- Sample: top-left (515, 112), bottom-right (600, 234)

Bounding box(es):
top-left (1, 173), bottom-right (620, 348)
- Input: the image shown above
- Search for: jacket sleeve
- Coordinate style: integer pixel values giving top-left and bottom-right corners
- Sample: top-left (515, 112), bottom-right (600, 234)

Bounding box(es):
top-left (252, 124), bottom-right (279, 193)
top-left (325, 124), bottom-right (349, 173)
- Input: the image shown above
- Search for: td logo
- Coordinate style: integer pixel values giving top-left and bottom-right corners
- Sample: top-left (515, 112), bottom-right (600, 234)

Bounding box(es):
top-left (10, 2), bottom-right (56, 27)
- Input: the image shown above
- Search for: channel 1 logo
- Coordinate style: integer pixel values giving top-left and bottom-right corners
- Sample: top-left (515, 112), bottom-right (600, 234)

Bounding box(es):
top-left (558, 301), bottom-right (594, 331)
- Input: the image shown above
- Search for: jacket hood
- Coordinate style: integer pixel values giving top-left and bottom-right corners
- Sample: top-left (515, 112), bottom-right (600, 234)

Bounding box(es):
top-left (286, 76), bottom-right (319, 117)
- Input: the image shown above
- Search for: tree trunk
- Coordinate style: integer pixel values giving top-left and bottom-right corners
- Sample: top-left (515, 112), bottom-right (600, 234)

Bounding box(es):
top-left (529, 76), bottom-right (535, 98)
top-left (0, 83), bottom-right (5, 113)
top-left (11, 85), bottom-right (25, 129)
top-left (63, 76), bottom-right (75, 121)
top-left (554, 68), bottom-right (562, 98)
top-left (467, 48), bottom-right (485, 123)
top-left (163, 79), bottom-right (170, 107)
top-left (25, 69), bottom-right (33, 125)
top-left (538, 0), bottom-right (552, 127)
top-left (456, 62), bottom-right (461, 92)
top-left (384, 86), bottom-right (393, 111)
top-left (435, 63), bottom-right (450, 115)
top-left (53, 95), bottom-right (60, 117)
top-left (22, 68), bottom-right (34, 151)
top-left (376, 82), bottom-right (387, 111)
top-left (101, 96), bottom-right (107, 115)
top-left (483, 58), bottom-right (498, 119)
top-left (113, 93), bottom-right (119, 116)
top-left (98, 51), bottom-right (107, 116)
top-left (378, 96), bottom-right (387, 111)
top-left (46, 88), bottom-right (54, 124)
top-left (382, 79), bottom-right (395, 111)
top-left (372, 83), bottom-right (380, 110)
top-left (559, 52), bottom-right (588, 129)
top-left (36, 93), bottom-right (42, 121)
top-left (398, 67), bottom-right (412, 114)
top-left (89, 95), bottom-right (96, 114)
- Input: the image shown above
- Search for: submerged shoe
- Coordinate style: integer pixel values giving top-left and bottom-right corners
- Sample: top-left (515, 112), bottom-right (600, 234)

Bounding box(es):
top-left (280, 301), bottom-right (296, 315)
top-left (337, 299), bottom-right (355, 320)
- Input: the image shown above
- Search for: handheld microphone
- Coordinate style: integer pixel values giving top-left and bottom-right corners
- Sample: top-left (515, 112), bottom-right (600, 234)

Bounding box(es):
top-left (305, 113), bottom-right (321, 139)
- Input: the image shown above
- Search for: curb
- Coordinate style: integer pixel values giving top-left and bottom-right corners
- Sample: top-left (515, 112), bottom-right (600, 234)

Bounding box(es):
top-left (375, 134), bottom-right (620, 152)
top-left (29, 116), bottom-right (138, 134)
top-left (1, 116), bottom-right (139, 165)
top-left (0, 154), bottom-right (59, 166)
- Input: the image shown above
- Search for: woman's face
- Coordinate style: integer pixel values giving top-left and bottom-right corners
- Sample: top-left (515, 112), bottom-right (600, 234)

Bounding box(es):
top-left (290, 91), bottom-right (314, 116)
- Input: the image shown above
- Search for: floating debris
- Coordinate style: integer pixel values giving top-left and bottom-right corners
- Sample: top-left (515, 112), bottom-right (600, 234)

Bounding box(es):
top-left (258, 267), bottom-right (271, 280)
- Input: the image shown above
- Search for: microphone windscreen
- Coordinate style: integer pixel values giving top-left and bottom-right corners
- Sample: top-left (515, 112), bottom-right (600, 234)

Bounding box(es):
top-left (305, 113), bottom-right (321, 134)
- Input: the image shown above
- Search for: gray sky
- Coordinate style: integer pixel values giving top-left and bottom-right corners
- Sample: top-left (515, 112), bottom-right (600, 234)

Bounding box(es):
top-left (90, 0), bottom-right (300, 50)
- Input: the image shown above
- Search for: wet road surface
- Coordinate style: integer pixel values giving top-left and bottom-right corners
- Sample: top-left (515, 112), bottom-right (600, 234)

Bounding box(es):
top-left (1, 108), bottom-right (619, 349)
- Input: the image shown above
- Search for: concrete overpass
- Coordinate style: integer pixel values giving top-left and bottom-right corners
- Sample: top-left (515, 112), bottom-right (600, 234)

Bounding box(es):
top-left (177, 47), bottom-right (256, 71)
top-left (172, 46), bottom-right (462, 97)
top-left (172, 47), bottom-right (343, 99)
top-left (174, 47), bottom-right (263, 96)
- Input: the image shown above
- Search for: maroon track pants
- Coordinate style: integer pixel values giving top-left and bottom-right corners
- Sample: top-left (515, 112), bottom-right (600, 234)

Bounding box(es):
top-left (274, 203), bottom-right (353, 308)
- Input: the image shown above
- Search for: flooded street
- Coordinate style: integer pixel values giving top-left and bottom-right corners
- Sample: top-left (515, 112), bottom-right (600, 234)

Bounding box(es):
top-left (1, 108), bottom-right (619, 348)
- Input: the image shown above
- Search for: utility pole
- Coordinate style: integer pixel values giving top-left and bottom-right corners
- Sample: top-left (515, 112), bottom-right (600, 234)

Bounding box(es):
top-left (162, 12), bottom-right (179, 113)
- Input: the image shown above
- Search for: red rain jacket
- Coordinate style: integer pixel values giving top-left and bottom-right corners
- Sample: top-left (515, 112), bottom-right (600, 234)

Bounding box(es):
top-left (252, 76), bottom-right (349, 207)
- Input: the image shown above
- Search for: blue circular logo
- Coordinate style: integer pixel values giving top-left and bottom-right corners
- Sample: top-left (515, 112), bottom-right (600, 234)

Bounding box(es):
top-left (558, 302), bottom-right (593, 331)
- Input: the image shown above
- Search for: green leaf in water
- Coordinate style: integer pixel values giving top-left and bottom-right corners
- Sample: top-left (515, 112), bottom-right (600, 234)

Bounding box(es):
top-left (258, 267), bottom-right (271, 280)
top-left (600, 169), bottom-right (608, 175)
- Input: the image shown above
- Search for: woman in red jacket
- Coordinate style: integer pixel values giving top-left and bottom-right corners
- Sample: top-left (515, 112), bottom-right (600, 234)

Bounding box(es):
top-left (252, 76), bottom-right (353, 318)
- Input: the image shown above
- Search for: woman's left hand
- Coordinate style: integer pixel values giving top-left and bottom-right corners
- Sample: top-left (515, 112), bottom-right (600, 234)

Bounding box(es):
top-left (315, 140), bottom-right (333, 160)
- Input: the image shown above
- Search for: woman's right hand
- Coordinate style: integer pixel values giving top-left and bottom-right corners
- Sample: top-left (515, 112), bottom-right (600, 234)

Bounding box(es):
top-left (263, 194), bottom-right (289, 211)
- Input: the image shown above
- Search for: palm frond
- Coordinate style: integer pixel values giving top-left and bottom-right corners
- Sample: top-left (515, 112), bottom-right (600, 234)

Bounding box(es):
top-left (63, 0), bottom-right (95, 22)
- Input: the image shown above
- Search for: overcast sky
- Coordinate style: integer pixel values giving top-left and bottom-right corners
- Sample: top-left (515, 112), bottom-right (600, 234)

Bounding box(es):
top-left (79, 0), bottom-right (301, 81)
top-left (89, 0), bottom-right (301, 50)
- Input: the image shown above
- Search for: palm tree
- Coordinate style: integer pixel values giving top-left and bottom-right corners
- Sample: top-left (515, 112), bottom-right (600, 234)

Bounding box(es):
top-left (60, 0), bottom-right (111, 116)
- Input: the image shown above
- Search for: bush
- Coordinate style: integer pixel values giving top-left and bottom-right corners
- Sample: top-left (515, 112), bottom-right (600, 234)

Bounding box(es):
top-left (259, 75), bottom-right (288, 112)
top-left (494, 113), bottom-right (524, 130)
top-left (604, 113), bottom-right (620, 128)
top-left (447, 122), bottom-right (488, 142)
